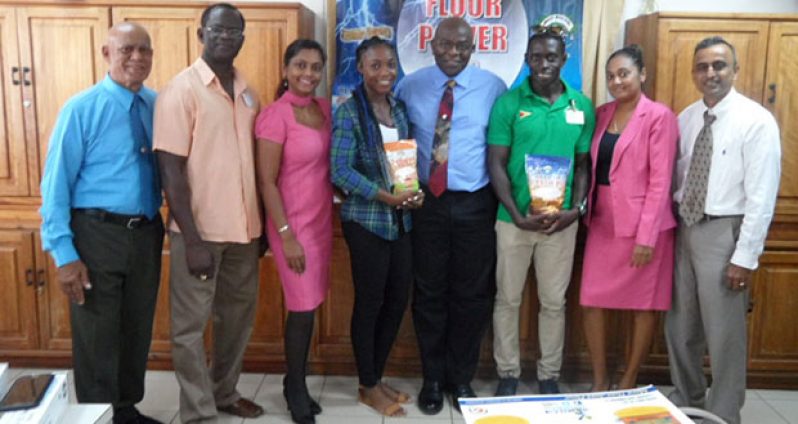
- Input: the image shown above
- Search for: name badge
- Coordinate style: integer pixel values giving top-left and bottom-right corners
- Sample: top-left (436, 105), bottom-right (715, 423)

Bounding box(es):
top-left (565, 99), bottom-right (584, 125)
top-left (566, 109), bottom-right (584, 125)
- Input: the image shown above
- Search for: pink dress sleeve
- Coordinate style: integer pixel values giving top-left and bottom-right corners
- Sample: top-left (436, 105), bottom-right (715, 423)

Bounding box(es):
top-left (255, 102), bottom-right (287, 145)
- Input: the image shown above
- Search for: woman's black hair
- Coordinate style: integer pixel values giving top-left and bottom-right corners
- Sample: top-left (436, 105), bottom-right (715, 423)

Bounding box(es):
top-left (355, 36), bottom-right (396, 66)
top-left (607, 44), bottom-right (645, 72)
top-left (276, 39), bottom-right (327, 98)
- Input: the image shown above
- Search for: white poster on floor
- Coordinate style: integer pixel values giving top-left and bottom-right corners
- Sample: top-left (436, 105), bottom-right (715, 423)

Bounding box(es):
top-left (459, 385), bottom-right (695, 423)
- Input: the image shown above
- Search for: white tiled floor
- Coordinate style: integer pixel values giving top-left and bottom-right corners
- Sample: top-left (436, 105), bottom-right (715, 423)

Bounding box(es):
top-left (8, 368), bottom-right (798, 423)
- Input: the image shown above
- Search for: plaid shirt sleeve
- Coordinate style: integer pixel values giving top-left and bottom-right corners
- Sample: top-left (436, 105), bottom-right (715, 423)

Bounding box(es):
top-left (331, 102), bottom-right (380, 200)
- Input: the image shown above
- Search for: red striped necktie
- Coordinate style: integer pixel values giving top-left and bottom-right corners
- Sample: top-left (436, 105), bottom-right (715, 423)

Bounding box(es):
top-left (429, 79), bottom-right (456, 197)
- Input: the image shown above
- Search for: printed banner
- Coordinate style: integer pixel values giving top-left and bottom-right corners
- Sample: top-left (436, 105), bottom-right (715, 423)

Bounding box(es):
top-left (460, 386), bottom-right (695, 423)
top-left (333, 0), bottom-right (584, 109)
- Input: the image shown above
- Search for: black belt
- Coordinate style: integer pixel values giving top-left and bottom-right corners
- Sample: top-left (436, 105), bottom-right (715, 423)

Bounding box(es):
top-left (700, 214), bottom-right (743, 222)
top-left (73, 208), bottom-right (152, 229)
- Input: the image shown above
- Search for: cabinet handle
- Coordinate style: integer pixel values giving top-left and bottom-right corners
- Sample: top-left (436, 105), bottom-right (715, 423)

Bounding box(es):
top-left (25, 268), bottom-right (34, 286)
top-left (11, 66), bottom-right (20, 85)
top-left (35, 269), bottom-right (45, 294)
top-left (22, 67), bottom-right (31, 86)
top-left (768, 83), bottom-right (776, 104)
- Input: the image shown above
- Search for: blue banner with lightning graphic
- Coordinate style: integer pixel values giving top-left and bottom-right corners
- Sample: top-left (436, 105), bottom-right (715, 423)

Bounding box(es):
top-left (333, 0), bottom-right (584, 111)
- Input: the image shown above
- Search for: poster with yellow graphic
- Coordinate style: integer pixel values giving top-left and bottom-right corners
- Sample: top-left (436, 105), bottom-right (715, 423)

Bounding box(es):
top-left (460, 385), bottom-right (694, 424)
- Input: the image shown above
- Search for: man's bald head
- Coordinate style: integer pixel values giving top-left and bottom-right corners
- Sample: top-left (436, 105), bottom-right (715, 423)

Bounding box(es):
top-left (431, 17), bottom-right (474, 77)
top-left (434, 17), bottom-right (472, 40)
top-left (102, 22), bottom-right (153, 92)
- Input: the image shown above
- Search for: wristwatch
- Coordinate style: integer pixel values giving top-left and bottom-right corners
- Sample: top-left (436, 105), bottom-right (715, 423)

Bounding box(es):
top-left (577, 198), bottom-right (587, 216)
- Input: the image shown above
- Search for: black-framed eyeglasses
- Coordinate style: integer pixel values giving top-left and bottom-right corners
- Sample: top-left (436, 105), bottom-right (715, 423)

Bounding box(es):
top-left (532, 24), bottom-right (568, 38)
top-left (205, 26), bottom-right (243, 37)
top-left (433, 39), bottom-right (474, 53)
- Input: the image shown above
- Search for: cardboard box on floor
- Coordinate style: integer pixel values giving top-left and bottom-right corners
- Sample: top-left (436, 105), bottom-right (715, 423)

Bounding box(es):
top-left (0, 365), bottom-right (68, 424)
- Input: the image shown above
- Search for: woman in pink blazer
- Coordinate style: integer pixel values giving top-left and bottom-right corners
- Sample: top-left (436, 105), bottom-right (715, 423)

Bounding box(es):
top-left (580, 45), bottom-right (678, 391)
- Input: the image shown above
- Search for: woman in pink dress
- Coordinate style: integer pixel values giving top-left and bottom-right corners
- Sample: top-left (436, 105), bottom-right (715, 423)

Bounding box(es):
top-left (255, 39), bottom-right (331, 424)
top-left (579, 45), bottom-right (678, 391)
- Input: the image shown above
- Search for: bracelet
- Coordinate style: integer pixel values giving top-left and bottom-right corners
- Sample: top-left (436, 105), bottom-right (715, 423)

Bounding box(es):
top-left (277, 224), bottom-right (290, 233)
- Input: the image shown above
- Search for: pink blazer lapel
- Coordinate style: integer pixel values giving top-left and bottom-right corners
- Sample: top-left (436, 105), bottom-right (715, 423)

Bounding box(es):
top-left (609, 94), bottom-right (651, 175)
top-left (590, 101), bottom-right (616, 173)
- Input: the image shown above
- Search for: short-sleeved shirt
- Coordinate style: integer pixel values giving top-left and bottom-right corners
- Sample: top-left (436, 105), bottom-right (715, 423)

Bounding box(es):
top-left (395, 65), bottom-right (507, 192)
top-left (153, 58), bottom-right (261, 243)
top-left (488, 79), bottom-right (595, 222)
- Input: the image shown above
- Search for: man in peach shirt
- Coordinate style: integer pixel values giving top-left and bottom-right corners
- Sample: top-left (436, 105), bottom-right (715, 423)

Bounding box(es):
top-left (153, 4), bottom-right (264, 423)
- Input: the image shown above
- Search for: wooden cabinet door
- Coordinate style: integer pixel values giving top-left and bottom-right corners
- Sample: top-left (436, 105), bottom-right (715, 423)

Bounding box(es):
top-left (36, 234), bottom-right (72, 351)
top-left (764, 22), bottom-right (798, 219)
top-left (748, 251), bottom-right (798, 373)
top-left (0, 8), bottom-right (29, 196)
top-left (235, 7), bottom-right (310, 106)
top-left (16, 6), bottom-right (109, 196)
top-left (0, 230), bottom-right (38, 350)
top-left (654, 19), bottom-right (769, 114)
top-left (111, 7), bottom-right (201, 91)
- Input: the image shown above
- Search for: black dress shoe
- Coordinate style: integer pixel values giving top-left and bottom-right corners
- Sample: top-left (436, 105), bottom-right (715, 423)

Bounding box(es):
top-left (450, 383), bottom-right (476, 413)
top-left (495, 377), bottom-right (519, 397)
top-left (538, 378), bottom-right (561, 394)
top-left (417, 381), bottom-right (444, 415)
top-left (112, 407), bottom-right (164, 424)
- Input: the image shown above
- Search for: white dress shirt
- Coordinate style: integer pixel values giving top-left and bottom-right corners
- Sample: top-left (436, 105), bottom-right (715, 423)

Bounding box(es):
top-left (674, 88), bottom-right (781, 269)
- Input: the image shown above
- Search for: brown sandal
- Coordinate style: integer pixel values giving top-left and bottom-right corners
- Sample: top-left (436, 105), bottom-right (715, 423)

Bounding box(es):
top-left (358, 387), bottom-right (406, 417)
top-left (379, 382), bottom-right (411, 404)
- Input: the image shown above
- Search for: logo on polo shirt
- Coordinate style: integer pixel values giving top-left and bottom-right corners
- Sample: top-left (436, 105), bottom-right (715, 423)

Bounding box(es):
top-left (519, 110), bottom-right (533, 119)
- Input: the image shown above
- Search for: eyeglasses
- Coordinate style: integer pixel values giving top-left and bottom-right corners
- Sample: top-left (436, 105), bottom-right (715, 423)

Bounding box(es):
top-left (117, 45), bottom-right (153, 56)
top-left (205, 26), bottom-right (243, 37)
top-left (433, 39), bottom-right (474, 53)
top-left (532, 24), bottom-right (569, 37)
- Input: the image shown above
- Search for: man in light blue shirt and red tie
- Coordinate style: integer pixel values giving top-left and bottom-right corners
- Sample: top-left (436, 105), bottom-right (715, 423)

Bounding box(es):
top-left (40, 22), bottom-right (164, 424)
top-left (395, 16), bottom-right (506, 415)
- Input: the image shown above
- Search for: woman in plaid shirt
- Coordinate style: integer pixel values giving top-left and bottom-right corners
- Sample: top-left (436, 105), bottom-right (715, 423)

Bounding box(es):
top-left (331, 36), bottom-right (424, 417)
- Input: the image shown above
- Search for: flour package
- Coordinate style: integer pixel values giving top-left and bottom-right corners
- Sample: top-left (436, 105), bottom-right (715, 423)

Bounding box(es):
top-left (525, 154), bottom-right (572, 214)
top-left (384, 139), bottom-right (419, 194)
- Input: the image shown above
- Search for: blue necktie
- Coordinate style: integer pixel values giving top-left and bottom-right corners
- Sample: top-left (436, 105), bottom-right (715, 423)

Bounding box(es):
top-left (130, 95), bottom-right (157, 217)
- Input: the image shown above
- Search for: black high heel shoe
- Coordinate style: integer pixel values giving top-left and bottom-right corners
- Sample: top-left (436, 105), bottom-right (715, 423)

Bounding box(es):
top-left (309, 396), bottom-right (322, 415)
top-left (282, 376), bottom-right (321, 414)
top-left (283, 377), bottom-right (316, 424)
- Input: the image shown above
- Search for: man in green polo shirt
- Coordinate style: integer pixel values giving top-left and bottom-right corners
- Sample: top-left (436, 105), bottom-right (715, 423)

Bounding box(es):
top-left (487, 30), bottom-right (595, 396)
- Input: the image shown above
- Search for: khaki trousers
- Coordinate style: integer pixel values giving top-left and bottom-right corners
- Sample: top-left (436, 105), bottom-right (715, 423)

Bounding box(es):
top-left (169, 232), bottom-right (259, 423)
top-left (665, 216), bottom-right (747, 424)
top-left (493, 220), bottom-right (577, 380)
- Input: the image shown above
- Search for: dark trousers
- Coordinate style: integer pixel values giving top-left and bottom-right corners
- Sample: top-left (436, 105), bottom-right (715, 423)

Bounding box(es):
top-left (342, 221), bottom-right (412, 387)
top-left (69, 211), bottom-right (164, 410)
top-left (411, 185), bottom-right (497, 386)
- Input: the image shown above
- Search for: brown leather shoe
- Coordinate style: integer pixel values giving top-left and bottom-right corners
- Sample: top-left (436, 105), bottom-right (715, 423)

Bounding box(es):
top-left (217, 398), bottom-right (265, 418)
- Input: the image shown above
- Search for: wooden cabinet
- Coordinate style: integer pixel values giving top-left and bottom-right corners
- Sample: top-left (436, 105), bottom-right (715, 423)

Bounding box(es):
top-left (0, 9), bottom-right (28, 196)
top-left (625, 12), bottom-right (798, 387)
top-left (0, 6), bottom-right (108, 197)
top-left (0, 6), bottom-right (107, 198)
top-left (0, 230), bottom-right (38, 351)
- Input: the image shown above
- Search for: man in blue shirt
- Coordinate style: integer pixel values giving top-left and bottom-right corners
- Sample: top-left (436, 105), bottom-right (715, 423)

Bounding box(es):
top-left (40, 22), bottom-right (164, 424)
top-left (395, 17), bottom-right (506, 415)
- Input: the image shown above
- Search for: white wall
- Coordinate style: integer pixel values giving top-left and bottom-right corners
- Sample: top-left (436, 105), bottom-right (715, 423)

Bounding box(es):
top-left (624, 0), bottom-right (798, 23)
